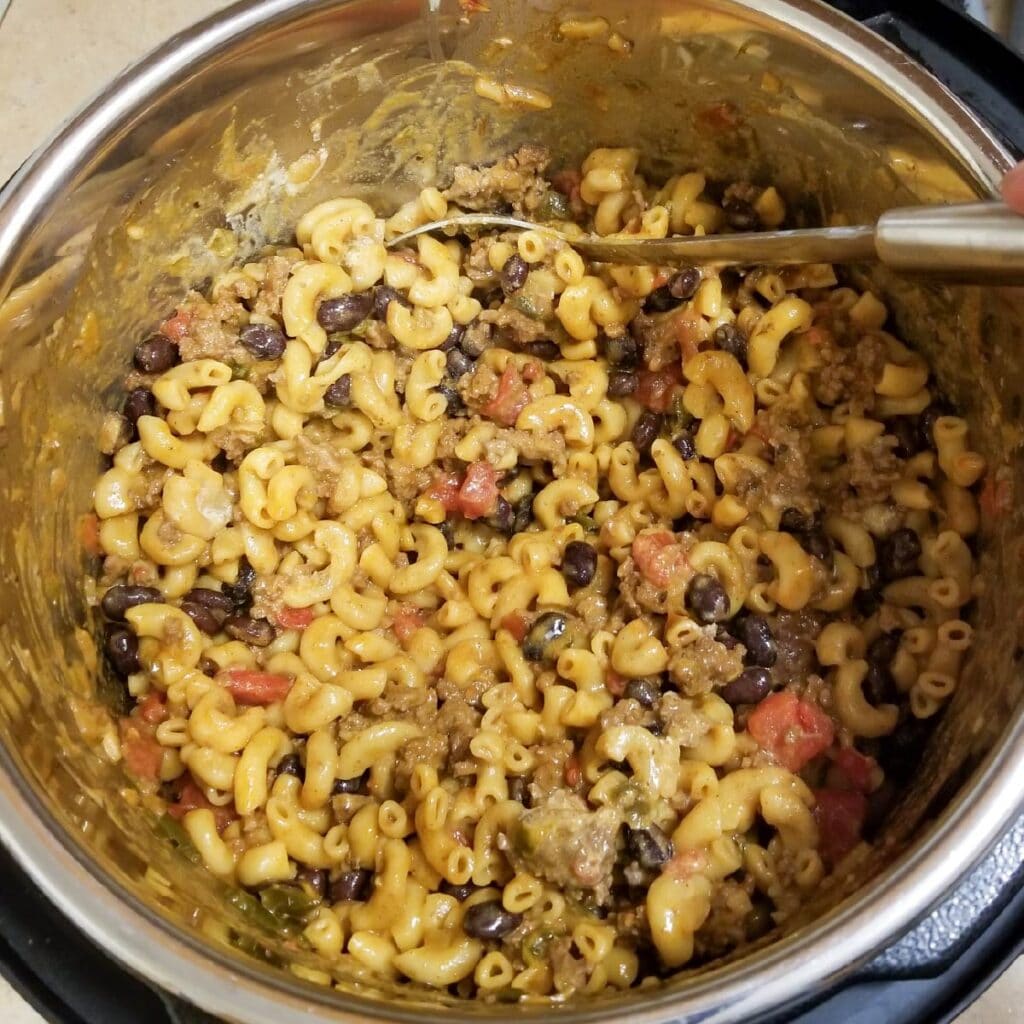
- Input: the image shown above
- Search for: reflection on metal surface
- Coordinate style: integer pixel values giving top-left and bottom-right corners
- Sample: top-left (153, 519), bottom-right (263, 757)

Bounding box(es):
top-left (0, 1), bottom-right (1022, 1023)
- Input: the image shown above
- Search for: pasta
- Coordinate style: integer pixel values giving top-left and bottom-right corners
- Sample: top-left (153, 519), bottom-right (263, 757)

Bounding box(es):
top-left (89, 144), bottom-right (982, 1000)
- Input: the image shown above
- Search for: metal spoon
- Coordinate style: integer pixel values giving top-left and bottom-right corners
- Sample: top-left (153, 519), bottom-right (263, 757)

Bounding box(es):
top-left (388, 202), bottom-right (1024, 284)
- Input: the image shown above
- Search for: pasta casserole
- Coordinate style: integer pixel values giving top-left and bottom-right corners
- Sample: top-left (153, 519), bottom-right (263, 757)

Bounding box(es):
top-left (85, 143), bottom-right (984, 998)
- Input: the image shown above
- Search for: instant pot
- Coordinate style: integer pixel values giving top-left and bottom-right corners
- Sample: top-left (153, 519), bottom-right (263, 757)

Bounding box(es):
top-left (1, 1), bottom-right (1023, 1022)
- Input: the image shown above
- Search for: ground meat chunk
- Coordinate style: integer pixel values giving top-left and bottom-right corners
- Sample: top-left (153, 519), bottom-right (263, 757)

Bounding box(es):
top-left (485, 427), bottom-right (567, 474)
top-left (768, 610), bottom-right (824, 688)
top-left (508, 792), bottom-right (621, 901)
top-left (208, 421), bottom-right (264, 461)
top-left (693, 879), bottom-right (754, 959)
top-left (841, 437), bottom-right (902, 511)
top-left (250, 253), bottom-right (303, 320)
top-left (656, 692), bottom-right (711, 748)
top-left (175, 293), bottom-right (248, 364)
top-left (617, 556), bottom-right (669, 616)
top-left (812, 332), bottom-right (887, 409)
top-left (487, 304), bottom-right (550, 346)
top-left (668, 629), bottom-right (745, 696)
top-left (443, 144), bottom-right (551, 215)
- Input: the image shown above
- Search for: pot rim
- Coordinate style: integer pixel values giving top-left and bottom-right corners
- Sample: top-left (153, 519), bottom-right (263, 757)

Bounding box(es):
top-left (0, 1), bottom-right (1018, 1022)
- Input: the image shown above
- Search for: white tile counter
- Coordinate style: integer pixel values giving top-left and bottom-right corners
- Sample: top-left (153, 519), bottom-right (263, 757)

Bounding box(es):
top-left (0, 1), bottom-right (1020, 1021)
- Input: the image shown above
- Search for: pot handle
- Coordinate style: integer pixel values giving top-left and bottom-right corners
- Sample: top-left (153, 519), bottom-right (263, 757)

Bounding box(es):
top-left (831, 0), bottom-right (1024, 158)
top-left (856, 813), bottom-right (1024, 981)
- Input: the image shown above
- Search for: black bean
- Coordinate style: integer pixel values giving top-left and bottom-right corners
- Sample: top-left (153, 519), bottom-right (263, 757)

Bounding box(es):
top-left (323, 337), bottom-right (342, 360)
top-left (524, 340), bottom-right (560, 361)
top-left (133, 333), bottom-right (178, 373)
top-left (489, 496), bottom-right (514, 533)
top-left (716, 626), bottom-right (740, 650)
top-left (918, 401), bottom-right (950, 451)
top-left (183, 587), bottom-right (234, 614)
top-left (100, 584), bottom-right (161, 621)
top-left (123, 388), bottom-right (157, 425)
top-left (735, 615), bottom-right (777, 667)
top-left (878, 716), bottom-right (931, 784)
top-left (199, 656), bottom-right (219, 677)
top-left (522, 612), bottom-right (569, 662)
top-left (460, 326), bottom-right (490, 358)
top-left (275, 753), bottom-right (303, 780)
top-left (297, 868), bottom-right (328, 902)
top-left (501, 254), bottom-right (529, 295)
top-left (605, 334), bottom-right (640, 368)
top-left (446, 348), bottom-right (475, 378)
top-left (562, 541), bottom-right (597, 587)
top-left (687, 574), bottom-right (730, 624)
top-left (372, 285), bottom-right (410, 320)
top-left (440, 880), bottom-right (477, 901)
top-left (462, 901), bottom-right (523, 940)
top-left (625, 677), bottom-right (660, 708)
top-left (224, 615), bottom-right (275, 647)
top-left (668, 268), bottom-right (702, 300)
top-left (632, 411), bottom-right (662, 453)
top-left (511, 494), bottom-right (534, 534)
top-left (607, 369), bottom-right (638, 397)
top-left (437, 381), bottom-right (465, 414)
top-left (323, 374), bottom-right (352, 408)
top-left (723, 197), bottom-right (759, 231)
top-left (507, 776), bottom-right (529, 805)
top-left (721, 667), bottom-right (772, 706)
top-left (434, 323), bottom-right (464, 353)
top-left (332, 774), bottom-right (368, 795)
top-left (624, 825), bottom-right (674, 869)
top-left (239, 322), bottom-right (286, 360)
top-left (864, 663), bottom-right (897, 706)
top-left (181, 601), bottom-right (221, 636)
top-left (779, 506), bottom-right (814, 535)
top-left (714, 323), bottom-right (748, 365)
top-left (888, 417), bottom-right (919, 459)
top-left (802, 527), bottom-right (834, 569)
top-left (672, 432), bottom-right (696, 460)
top-left (317, 292), bottom-right (373, 333)
top-left (104, 624), bottom-right (140, 677)
top-left (878, 528), bottom-right (921, 581)
top-left (438, 518), bottom-right (456, 547)
top-left (867, 631), bottom-right (901, 670)
top-left (645, 286), bottom-right (678, 313)
top-left (223, 558), bottom-right (256, 607)
top-left (330, 870), bottom-right (373, 903)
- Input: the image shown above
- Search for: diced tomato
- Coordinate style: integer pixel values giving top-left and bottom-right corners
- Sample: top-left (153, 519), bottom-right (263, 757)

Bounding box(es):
top-left (632, 531), bottom-right (689, 589)
top-left (223, 670), bottom-right (293, 706)
top-left (813, 788), bottom-right (868, 867)
top-left (980, 470), bottom-right (1011, 522)
top-left (500, 612), bottom-right (529, 642)
top-left (168, 777), bottom-right (237, 832)
top-left (828, 747), bottom-right (880, 794)
top-left (564, 755), bottom-right (582, 788)
top-left (696, 100), bottom-right (741, 133)
top-left (393, 604), bottom-right (426, 644)
top-left (425, 471), bottom-right (461, 512)
top-left (159, 309), bottom-right (192, 341)
top-left (458, 0), bottom-right (489, 14)
top-left (665, 848), bottom-right (709, 881)
top-left (551, 168), bottom-right (582, 197)
top-left (635, 366), bottom-right (683, 412)
top-left (605, 668), bottom-right (627, 697)
top-left (482, 365), bottom-right (530, 426)
top-left (521, 359), bottom-right (544, 382)
top-left (675, 314), bottom-right (704, 363)
top-left (801, 326), bottom-right (832, 348)
top-left (137, 691), bottom-right (169, 725)
top-left (274, 606), bottom-right (315, 630)
top-left (78, 513), bottom-right (102, 558)
top-left (747, 691), bottom-right (835, 772)
top-left (120, 722), bottom-right (163, 780)
top-left (456, 461), bottom-right (499, 520)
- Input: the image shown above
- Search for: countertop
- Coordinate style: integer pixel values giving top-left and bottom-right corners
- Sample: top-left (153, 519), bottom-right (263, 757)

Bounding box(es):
top-left (0, 1), bottom-right (1021, 1021)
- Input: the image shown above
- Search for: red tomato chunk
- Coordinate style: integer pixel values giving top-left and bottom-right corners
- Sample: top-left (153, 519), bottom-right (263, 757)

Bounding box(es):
top-left (393, 604), bottom-right (426, 643)
top-left (482, 365), bottom-right (530, 426)
top-left (632, 531), bottom-right (689, 589)
top-left (137, 691), bottom-right (169, 725)
top-left (275, 606), bottom-right (314, 630)
top-left (635, 367), bottom-right (682, 413)
top-left (168, 777), bottom-right (237, 832)
top-left (813, 788), bottom-right (868, 867)
top-left (223, 670), bottom-right (293, 706)
top-left (120, 723), bottom-right (163, 781)
top-left (747, 691), bottom-right (835, 772)
top-left (456, 461), bottom-right (499, 520)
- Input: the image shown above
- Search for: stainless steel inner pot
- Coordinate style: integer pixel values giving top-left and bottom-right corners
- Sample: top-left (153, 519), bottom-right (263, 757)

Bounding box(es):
top-left (0, 1), bottom-right (1022, 1021)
